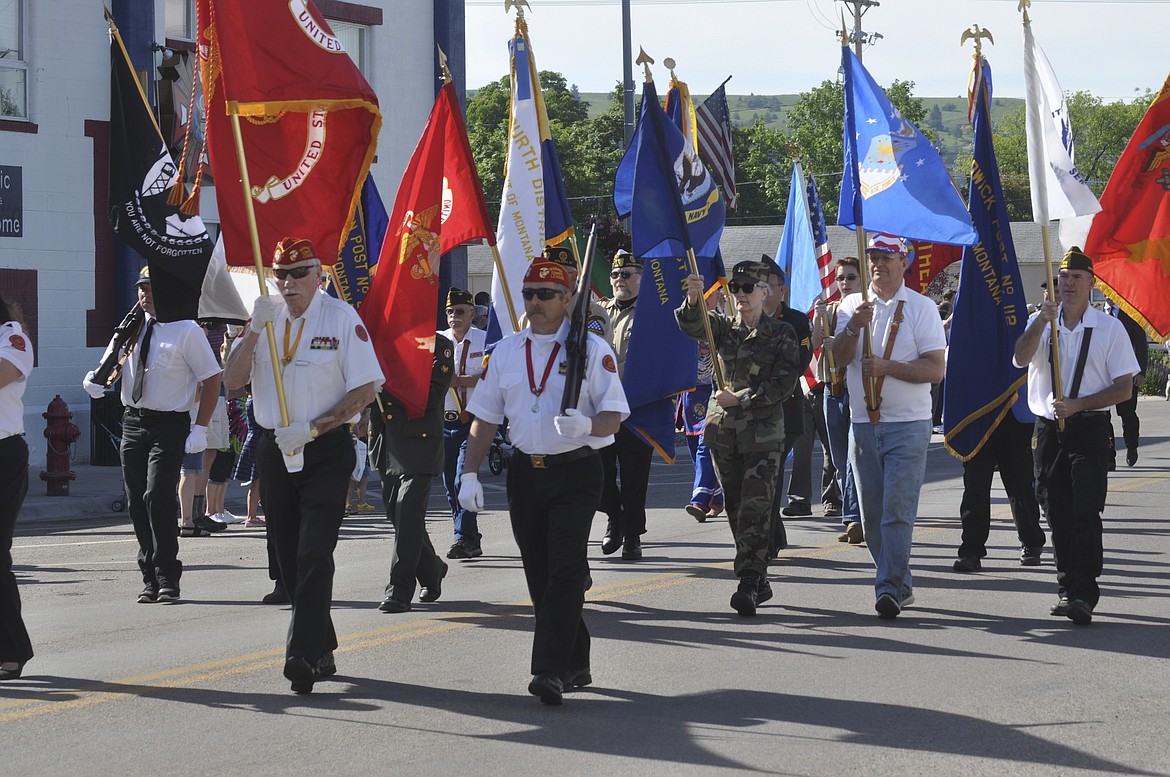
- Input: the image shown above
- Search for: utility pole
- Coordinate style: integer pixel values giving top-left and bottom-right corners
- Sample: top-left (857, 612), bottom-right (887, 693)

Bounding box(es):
top-left (841, 0), bottom-right (881, 62)
top-left (622, 0), bottom-right (634, 148)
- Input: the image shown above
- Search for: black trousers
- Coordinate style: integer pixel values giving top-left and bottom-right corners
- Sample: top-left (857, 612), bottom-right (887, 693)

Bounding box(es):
top-left (507, 450), bottom-right (601, 676)
top-left (958, 415), bottom-right (1045, 559)
top-left (1033, 415), bottom-right (1110, 607)
top-left (599, 425), bottom-right (653, 538)
top-left (1115, 383), bottom-right (1140, 453)
top-left (382, 471), bottom-right (444, 601)
top-left (120, 410), bottom-right (187, 589)
top-left (258, 428), bottom-right (353, 661)
top-left (0, 435), bottom-right (33, 664)
top-left (784, 391), bottom-right (840, 506)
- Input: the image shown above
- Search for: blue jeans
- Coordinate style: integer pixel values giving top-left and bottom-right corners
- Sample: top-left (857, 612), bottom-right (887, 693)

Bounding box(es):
top-left (850, 419), bottom-right (931, 601)
top-left (443, 420), bottom-right (480, 544)
top-left (824, 388), bottom-right (860, 527)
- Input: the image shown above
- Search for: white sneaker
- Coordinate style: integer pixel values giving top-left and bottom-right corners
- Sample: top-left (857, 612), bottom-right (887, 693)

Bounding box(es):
top-left (210, 511), bottom-right (245, 524)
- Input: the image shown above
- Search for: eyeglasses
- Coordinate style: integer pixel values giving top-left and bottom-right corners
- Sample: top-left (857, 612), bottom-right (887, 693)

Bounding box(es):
top-left (610, 270), bottom-right (637, 280)
top-left (836, 274), bottom-right (860, 282)
top-left (521, 288), bottom-right (565, 301)
top-left (727, 281), bottom-right (762, 294)
top-left (272, 264), bottom-right (319, 281)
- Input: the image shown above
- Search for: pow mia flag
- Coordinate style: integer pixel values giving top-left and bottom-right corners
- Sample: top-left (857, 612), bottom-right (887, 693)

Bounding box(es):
top-left (108, 17), bottom-right (214, 323)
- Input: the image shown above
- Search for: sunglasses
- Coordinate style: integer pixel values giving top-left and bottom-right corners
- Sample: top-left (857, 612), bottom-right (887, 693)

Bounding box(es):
top-left (610, 270), bottom-right (637, 280)
top-left (272, 264), bottom-right (318, 281)
top-left (727, 281), bottom-right (761, 294)
top-left (521, 288), bottom-right (565, 301)
top-left (836, 274), bottom-right (860, 282)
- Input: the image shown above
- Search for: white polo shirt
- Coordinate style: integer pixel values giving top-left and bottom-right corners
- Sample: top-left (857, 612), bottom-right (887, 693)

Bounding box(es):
top-left (112, 316), bottom-right (221, 412)
top-left (438, 325), bottom-right (486, 413)
top-left (466, 319), bottom-right (630, 455)
top-left (1015, 304), bottom-right (1139, 421)
top-left (0, 321), bottom-right (34, 438)
top-left (836, 283), bottom-right (947, 424)
top-left (250, 290), bottom-right (384, 430)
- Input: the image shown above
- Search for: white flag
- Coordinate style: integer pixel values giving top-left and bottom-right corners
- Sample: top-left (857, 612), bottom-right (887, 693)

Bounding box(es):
top-left (1023, 19), bottom-right (1101, 222)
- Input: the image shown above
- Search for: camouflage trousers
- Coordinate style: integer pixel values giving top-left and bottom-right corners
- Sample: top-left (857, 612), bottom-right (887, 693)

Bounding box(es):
top-left (711, 447), bottom-right (782, 577)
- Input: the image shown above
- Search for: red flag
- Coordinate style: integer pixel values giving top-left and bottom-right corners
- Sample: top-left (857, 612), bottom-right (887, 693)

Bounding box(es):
top-left (359, 82), bottom-right (494, 418)
top-left (905, 240), bottom-right (963, 294)
top-left (1085, 74), bottom-right (1170, 340)
top-left (197, 0), bottom-right (381, 268)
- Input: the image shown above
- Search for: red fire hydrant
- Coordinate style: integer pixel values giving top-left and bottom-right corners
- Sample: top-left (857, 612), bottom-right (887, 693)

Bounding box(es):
top-left (41, 395), bottom-right (80, 496)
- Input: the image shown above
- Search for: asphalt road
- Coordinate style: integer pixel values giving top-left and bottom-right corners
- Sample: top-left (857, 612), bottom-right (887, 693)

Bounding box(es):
top-left (4, 399), bottom-right (1169, 776)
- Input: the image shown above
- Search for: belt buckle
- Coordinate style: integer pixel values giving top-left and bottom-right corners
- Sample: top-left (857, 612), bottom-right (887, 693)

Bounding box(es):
top-left (444, 411), bottom-right (459, 422)
top-left (529, 454), bottom-right (546, 469)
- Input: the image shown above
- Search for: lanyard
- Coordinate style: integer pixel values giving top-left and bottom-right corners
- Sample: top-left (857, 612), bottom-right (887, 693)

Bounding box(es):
top-left (283, 318), bottom-right (305, 365)
top-left (526, 339), bottom-right (561, 398)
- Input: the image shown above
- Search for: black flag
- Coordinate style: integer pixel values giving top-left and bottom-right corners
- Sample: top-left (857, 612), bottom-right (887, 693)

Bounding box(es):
top-left (108, 16), bottom-right (214, 323)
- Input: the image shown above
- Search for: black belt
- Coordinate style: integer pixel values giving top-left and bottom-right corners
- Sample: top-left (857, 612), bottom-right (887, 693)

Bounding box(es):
top-left (125, 407), bottom-right (187, 418)
top-left (514, 447), bottom-right (597, 469)
top-left (258, 424), bottom-right (351, 439)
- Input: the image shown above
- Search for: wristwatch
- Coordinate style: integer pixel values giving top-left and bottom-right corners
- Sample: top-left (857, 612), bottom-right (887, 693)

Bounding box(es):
top-left (844, 324), bottom-right (859, 338)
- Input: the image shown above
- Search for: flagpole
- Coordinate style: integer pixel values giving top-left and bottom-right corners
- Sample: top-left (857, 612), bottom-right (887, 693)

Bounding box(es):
top-left (687, 248), bottom-right (726, 391)
top-left (489, 243), bottom-right (521, 331)
top-left (228, 105), bottom-right (291, 429)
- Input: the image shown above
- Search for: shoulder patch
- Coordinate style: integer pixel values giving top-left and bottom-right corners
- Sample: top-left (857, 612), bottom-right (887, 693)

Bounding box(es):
top-left (586, 318), bottom-right (606, 336)
top-left (480, 352), bottom-right (491, 378)
top-left (602, 354), bottom-right (617, 373)
top-left (8, 334), bottom-right (26, 352)
top-left (356, 324), bottom-right (369, 342)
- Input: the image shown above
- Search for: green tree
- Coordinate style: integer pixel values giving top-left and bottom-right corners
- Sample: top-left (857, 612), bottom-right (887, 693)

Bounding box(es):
top-left (730, 118), bottom-right (791, 225)
top-left (929, 104), bottom-right (945, 131)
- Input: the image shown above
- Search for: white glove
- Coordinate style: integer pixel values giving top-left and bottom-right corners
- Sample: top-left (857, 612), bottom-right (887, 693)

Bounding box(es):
top-left (458, 473), bottom-right (484, 512)
top-left (250, 295), bottom-right (282, 329)
top-left (554, 408), bottom-right (592, 439)
top-left (185, 424), bottom-right (208, 454)
top-left (83, 371), bottom-right (106, 399)
top-left (275, 421), bottom-right (314, 457)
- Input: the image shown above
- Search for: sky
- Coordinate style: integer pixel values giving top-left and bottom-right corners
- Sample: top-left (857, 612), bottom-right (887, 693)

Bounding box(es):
top-left (464, 0), bottom-right (1168, 102)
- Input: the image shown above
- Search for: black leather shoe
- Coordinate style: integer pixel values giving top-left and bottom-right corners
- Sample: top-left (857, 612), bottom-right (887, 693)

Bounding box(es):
top-left (446, 539), bottom-right (483, 560)
top-left (563, 668), bottom-right (593, 690)
top-left (755, 577), bottom-right (774, 606)
top-left (528, 673), bottom-right (564, 705)
top-left (379, 596), bottom-right (411, 613)
top-left (781, 501), bottom-right (812, 518)
top-left (284, 656), bottom-right (316, 694)
top-left (0, 662), bottom-right (25, 681)
top-left (953, 556), bottom-right (982, 573)
top-left (600, 524), bottom-right (623, 555)
top-left (419, 563), bottom-right (448, 603)
top-left (193, 513), bottom-right (227, 534)
top-left (731, 574), bottom-right (760, 616)
top-left (1127, 448), bottom-right (1138, 467)
top-left (1066, 599), bottom-right (1093, 625)
top-left (262, 582), bottom-right (290, 605)
top-left (317, 652), bottom-right (337, 678)
top-left (1050, 597), bottom-right (1070, 617)
top-left (622, 535), bottom-right (642, 560)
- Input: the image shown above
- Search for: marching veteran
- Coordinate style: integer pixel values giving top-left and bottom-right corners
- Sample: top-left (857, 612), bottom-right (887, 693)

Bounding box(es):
top-left (458, 257), bottom-right (629, 706)
top-left (677, 261), bottom-right (801, 617)
top-left (224, 237), bottom-right (383, 693)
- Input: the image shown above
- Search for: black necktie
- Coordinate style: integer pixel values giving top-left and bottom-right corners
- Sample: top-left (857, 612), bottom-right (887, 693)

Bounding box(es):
top-left (132, 319), bottom-right (156, 404)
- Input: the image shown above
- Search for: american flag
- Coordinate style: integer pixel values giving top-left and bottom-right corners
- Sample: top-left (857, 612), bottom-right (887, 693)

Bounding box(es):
top-left (696, 82), bottom-right (737, 210)
top-left (806, 172), bottom-right (837, 305)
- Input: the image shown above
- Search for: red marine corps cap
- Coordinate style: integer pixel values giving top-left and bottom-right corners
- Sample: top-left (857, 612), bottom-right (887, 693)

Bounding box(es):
top-left (273, 237), bottom-right (320, 267)
top-left (523, 260), bottom-right (573, 289)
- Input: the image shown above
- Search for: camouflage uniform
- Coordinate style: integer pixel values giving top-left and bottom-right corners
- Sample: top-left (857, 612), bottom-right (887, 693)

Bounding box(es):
top-left (675, 297), bottom-right (800, 578)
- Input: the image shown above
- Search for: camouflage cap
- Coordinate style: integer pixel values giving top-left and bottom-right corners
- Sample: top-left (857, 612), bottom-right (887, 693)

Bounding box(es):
top-left (731, 260), bottom-right (769, 285)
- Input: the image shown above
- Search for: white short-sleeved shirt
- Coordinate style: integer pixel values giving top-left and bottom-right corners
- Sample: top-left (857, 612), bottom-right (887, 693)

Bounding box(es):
top-left (466, 319), bottom-right (630, 455)
top-left (835, 284), bottom-right (947, 423)
top-left (112, 317), bottom-right (221, 412)
top-left (1015, 304), bottom-right (1139, 420)
top-left (0, 321), bottom-right (34, 438)
top-left (438, 325), bottom-right (486, 413)
top-left (251, 290), bottom-right (384, 430)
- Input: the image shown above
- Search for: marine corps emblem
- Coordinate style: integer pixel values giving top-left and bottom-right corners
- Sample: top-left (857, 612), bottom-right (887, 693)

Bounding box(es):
top-left (398, 205), bottom-right (441, 283)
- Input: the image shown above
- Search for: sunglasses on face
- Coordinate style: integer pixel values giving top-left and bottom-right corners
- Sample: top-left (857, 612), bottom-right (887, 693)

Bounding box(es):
top-left (273, 264), bottom-right (318, 281)
top-left (521, 288), bottom-right (565, 301)
top-left (727, 281), bottom-right (761, 294)
top-left (836, 274), bottom-right (860, 282)
top-left (610, 270), bottom-right (637, 280)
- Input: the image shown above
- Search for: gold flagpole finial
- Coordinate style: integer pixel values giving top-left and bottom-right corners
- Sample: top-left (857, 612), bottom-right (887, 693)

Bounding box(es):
top-left (664, 57), bottom-right (678, 83)
top-left (437, 43), bottom-right (452, 85)
top-left (635, 47), bottom-right (655, 83)
top-left (839, 12), bottom-right (850, 47)
top-left (505, 0), bottom-right (530, 17)
top-left (1019, 0), bottom-right (1032, 26)
top-left (960, 24), bottom-right (994, 58)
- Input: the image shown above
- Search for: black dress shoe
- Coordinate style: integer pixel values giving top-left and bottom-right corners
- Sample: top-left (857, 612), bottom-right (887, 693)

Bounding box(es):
top-left (379, 596), bottom-right (411, 613)
top-left (317, 652), bottom-right (337, 678)
top-left (419, 563), bottom-right (448, 603)
top-left (262, 582), bottom-right (290, 604)
top-left (284, 656), bottom-right (316, 694)
top-left (600, 525), bottom-right (623, 555)
top-left (1050, 596), bottom-right (1070, 617)
top-left (621, 535), bottom-right (642, 560)
top-left (953, 556), bottom-right (982, 573)
top-left (1127, 448), bottom-right (1138, 467)
top-left (193, 514), bottom-right (227, 534)
top-left (1066, 599), bottom-right (1093, 625)
top-left (528, 673), bottom-right (564, 705)
top-left (0, 663), bottom-right (25, 681)
top-left (562, 668), bottom-right (593, 690)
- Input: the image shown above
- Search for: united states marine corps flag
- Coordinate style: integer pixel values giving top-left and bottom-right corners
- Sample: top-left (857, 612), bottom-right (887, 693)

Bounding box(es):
top-left (360, 80), bottom-right (495, 419)
top-left (196, 0), bottom-right (381, 270)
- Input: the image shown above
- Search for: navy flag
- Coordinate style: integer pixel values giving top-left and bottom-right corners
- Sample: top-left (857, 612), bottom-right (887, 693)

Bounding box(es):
top-left (838, 46), bottom-right (977, 246)
top-left (328, 174), bottom-right (388, 308)
top-left (943, 59), bottom-right (1029, 460)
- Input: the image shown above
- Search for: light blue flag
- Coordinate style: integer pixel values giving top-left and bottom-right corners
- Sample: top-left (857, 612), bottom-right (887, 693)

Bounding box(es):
top-left (776, 161), bottom-right (823, 314)
top-left (838, 46), bottom-right (978, 246)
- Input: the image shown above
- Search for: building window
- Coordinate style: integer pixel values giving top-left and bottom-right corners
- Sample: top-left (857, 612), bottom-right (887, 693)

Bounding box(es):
top-left (329, 20), bottom-right (367, 75)
top-left (164, 0), bottom-right (196, 41)
top-left (0, 0), bottom-right (27, 119)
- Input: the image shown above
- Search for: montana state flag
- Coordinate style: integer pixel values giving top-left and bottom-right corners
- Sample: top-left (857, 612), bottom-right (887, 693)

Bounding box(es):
top-left (360, 82), bottom-right (494, 419)
top-left (197, 0), bottom-right (381, 270)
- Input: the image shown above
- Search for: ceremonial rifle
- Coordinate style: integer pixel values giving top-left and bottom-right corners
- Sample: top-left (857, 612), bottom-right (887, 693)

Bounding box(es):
top-left (92, 302), bottom-right (145, 388)
top-left (560, 223), bottom-right (598, 414)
